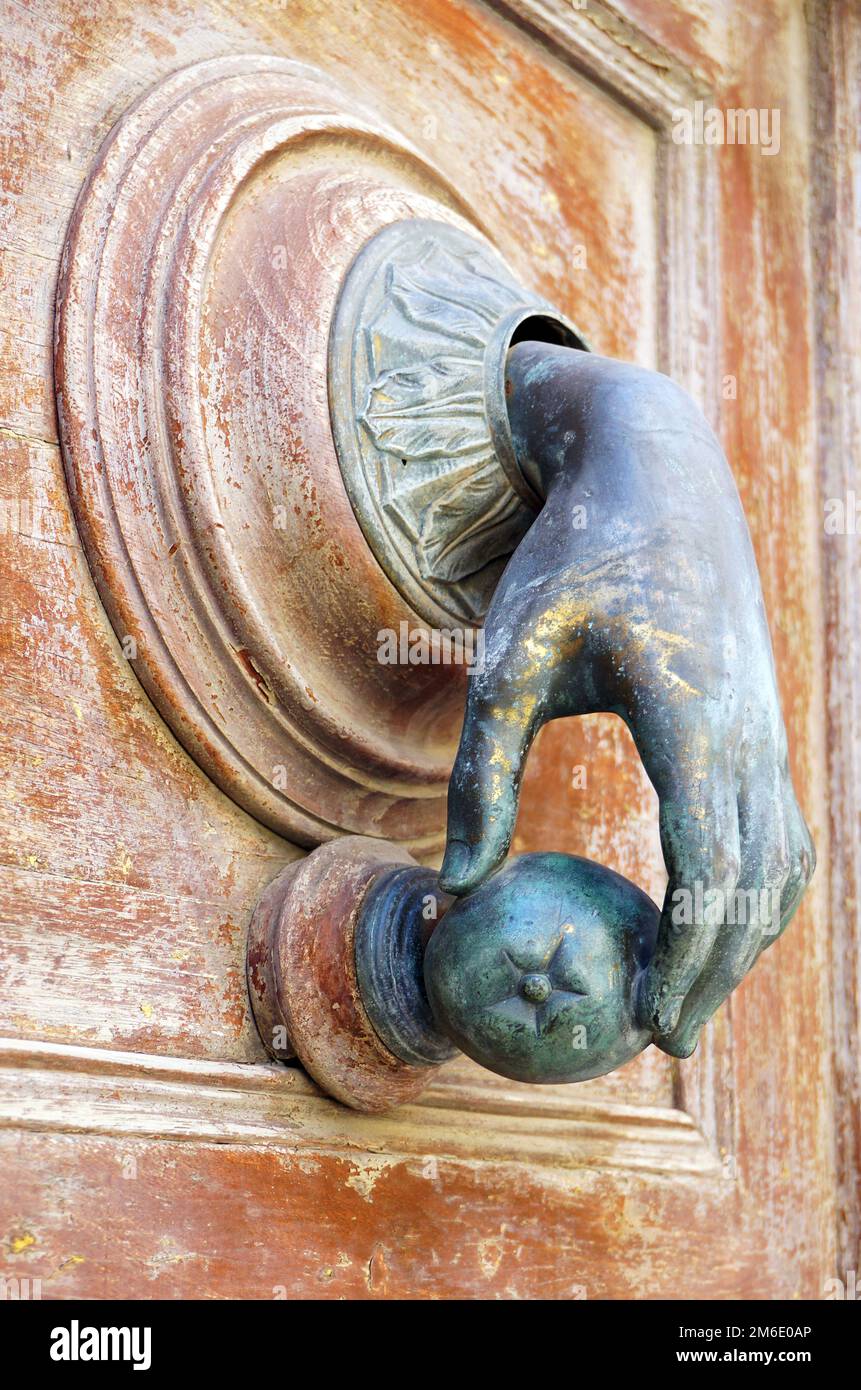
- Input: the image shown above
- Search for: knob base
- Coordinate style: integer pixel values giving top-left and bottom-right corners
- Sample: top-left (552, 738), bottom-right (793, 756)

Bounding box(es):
top-left (246, 837), bottom-right (437, 1113)
top-left (355, 866), bottom-right (458, 1067)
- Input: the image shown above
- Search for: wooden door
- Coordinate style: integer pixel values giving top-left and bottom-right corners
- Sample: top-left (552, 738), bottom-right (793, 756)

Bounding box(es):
top-left (1, 0), bottom-right (857, 1299)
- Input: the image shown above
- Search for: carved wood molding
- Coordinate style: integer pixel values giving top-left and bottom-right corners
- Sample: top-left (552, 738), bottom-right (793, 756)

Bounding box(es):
top-left (0, 1038), bottom-right (721, 1179)
top-left (489, 0), bottom-right (719, 419)
top-left (55, 54), bottom-right (491, 855)
top-left (490, 0), bottom-right (707, 117)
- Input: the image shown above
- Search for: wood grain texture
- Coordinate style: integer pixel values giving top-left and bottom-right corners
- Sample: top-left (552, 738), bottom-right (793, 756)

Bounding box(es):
top-left (0, 1129), bottom-right (751, 1300)
top-left (0, 0), bottom-right (852, 1297)
top-left (808, 0), bottom-right (861, 1280)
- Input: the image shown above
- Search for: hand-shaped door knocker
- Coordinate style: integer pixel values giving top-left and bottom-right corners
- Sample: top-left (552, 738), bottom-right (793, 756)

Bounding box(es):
top-left (247, 219), bottom-right (814, 1112)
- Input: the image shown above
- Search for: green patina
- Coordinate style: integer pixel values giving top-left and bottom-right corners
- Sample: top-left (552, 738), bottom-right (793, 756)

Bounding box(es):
top-left (423, 852), bottom-right (659, 1085)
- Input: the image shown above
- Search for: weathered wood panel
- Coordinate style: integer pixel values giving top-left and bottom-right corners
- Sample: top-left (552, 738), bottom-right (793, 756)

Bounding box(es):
top-left (808, 0), bottom-right (861, 1278)
top-left (0, 0), bottom-right (853, 1298)
top-left (0, 1130), bottom-right (756, 1300)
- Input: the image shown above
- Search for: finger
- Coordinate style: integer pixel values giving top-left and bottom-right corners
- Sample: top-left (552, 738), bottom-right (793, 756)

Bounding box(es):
top-left (639, 759), bottom-right (741, 1037)
top-left (660, 756), bottom-right (791, 1057)
top-left (756, 776), bottom-right (815, 957)
top-left (439, 678), bottom-right (540, 895)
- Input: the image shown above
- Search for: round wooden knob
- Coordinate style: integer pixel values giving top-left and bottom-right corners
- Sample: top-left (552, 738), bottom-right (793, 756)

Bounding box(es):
top-left (423, 853), bottom-right (659, 1084)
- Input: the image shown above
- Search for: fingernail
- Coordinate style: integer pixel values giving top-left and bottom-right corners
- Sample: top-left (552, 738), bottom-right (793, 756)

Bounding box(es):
top-left (439, 840), bottom-right (472, 892)
top-left (657, 1024), bottom-right (700, 1059)
top-left (654, 993), bottom-right (685, 1036)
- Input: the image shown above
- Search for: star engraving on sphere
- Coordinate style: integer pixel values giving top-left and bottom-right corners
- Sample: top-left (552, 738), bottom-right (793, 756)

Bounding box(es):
top-left (488, 926), bottom-right (586, 1037)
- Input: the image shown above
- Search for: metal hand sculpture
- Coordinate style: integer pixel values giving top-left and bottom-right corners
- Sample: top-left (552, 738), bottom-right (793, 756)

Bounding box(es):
top-left (440, 341), bottom-right (815, 1057)
top-left (247, 219), bottom-right (816, 1111)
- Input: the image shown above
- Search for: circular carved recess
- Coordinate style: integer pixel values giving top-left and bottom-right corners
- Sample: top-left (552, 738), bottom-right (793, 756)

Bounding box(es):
top-left (55, 55), bottom-right (497, 851)
top-left (246, 836), bottom-right (433, 1112)
top-left (331, 220), bottom-right (584, 627)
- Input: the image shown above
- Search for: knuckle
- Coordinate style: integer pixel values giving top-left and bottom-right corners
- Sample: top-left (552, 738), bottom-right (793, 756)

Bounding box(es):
top-left (672, 840), bottom-right (740, 890)
top-left (708, 847), bottom-right (741, 890)
top-left (764, 843), bottom-right (792, 889)
top-left (666, 850), bottom-right (740, 932)
top-left (800, 833), bottom-right (816, 884)
top-left (790, 842), bottom-right (814, 891)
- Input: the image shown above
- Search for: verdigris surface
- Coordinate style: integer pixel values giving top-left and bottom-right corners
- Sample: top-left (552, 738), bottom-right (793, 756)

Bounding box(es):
top-left (330, 218), bottom-right (814, 1080)
top-left (439, 341), bottom-right (815, 1058)
top-left (355, 851), bottom-right (659, 1085)
top-left (424, 853), bottom-right (659, 1084)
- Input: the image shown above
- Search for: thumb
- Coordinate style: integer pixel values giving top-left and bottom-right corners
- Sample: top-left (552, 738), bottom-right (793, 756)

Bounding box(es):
top-left (439, 685), bottom-right (538, 895)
